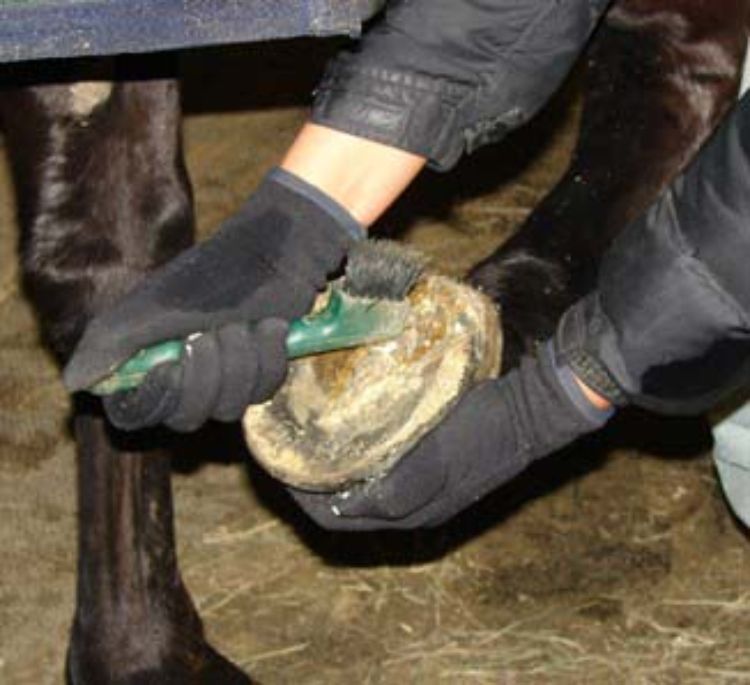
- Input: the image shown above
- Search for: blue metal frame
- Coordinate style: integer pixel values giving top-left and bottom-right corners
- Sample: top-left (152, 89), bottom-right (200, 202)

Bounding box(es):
top-left (0, 0), bottom-right (376, 63)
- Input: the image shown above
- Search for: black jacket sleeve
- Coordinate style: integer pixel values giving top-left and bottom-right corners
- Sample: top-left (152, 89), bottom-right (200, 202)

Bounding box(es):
top-left (312, 0), bottom-right (611, 170)
top-left (556, 92), bottom-right (750, 414)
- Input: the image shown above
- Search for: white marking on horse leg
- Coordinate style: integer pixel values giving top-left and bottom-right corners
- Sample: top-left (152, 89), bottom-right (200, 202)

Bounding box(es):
top-left (69, 81), bottom-right (113, 117)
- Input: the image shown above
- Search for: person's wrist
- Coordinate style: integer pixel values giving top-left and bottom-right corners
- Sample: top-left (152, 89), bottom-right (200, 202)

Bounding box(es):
top-left (545, 341), bottom-right (615, 427)
top-left (554, 296), bottom-right (629, 408)
top-left (280, 123), bottom-right (426, 226)
top-left (573, 375), bottom-right (613, 411)
top-left (265, 167), bottom-right (365, 242)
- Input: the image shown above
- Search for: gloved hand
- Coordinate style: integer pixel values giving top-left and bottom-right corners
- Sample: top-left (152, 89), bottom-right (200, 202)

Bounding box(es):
top-left (291, 92), bottom-right (750, 530)
top-left (100, 319), bottom-right (290, 432)
top-left (63, 167), bottom-right (363, 432)
top-left (290, 341), bottom-right (613, 530)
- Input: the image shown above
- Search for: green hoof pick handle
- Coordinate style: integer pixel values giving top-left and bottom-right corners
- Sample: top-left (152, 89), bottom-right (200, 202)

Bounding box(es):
top-left (90, 285), bottom-right (410, 396)
top-left (88, 240), bottom-right (425, 397)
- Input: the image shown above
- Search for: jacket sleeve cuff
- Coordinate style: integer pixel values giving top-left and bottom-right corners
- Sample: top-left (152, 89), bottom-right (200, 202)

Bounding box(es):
top-left (311, 54), bottom-right (474, 171)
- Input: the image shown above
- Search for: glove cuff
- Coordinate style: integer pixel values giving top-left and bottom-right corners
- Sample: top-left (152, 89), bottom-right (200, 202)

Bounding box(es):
top-left (549, 345), bottom-right (616, 426)
top-left (554, 297), bottom-right (629, 407)
top-left (266, 167), bottom-right (365, 242)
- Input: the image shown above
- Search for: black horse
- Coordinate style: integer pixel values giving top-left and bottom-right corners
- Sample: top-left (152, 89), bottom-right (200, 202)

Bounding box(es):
top-left (0, 0), bottom-right (745, 681)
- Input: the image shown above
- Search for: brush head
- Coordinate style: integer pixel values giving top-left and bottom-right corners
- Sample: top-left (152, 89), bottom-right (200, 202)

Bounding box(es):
top-left (343, 240), bottom-right (425, 301)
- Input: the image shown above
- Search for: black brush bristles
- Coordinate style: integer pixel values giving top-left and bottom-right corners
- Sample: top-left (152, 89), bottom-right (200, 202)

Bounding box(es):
top-left (343, 240), bottom-right (426, 301)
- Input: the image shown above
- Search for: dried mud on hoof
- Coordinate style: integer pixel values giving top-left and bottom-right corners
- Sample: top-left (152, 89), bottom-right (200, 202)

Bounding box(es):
top-left (243, 274), bottom-right (501, 491)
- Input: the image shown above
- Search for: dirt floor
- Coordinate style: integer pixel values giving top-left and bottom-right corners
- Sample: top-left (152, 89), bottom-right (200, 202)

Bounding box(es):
top-left (1, 41), bottom-right (750, 685)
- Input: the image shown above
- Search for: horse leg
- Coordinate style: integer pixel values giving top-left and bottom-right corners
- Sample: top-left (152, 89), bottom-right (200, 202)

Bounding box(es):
top-left (470, 0), bottom-right (748, 368)
top-left (0, 59), bottom-right (251, 684)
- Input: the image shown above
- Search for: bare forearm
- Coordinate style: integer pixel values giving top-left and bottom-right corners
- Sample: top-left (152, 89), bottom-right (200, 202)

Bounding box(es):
top-left (281, 123), bottom-right (426, 227)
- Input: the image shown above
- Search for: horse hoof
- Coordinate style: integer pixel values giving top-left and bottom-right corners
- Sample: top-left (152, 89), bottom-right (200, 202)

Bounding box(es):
top-left (243, 272), bottom-right (501, 491)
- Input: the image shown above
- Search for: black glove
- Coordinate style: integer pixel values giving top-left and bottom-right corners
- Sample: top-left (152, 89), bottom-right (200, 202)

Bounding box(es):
top-left (63, 168), bottom-right (363, 431)
top-left (101, 319), bottom-right (289, 432)
top-left (291, 342), bottom-right (612, 530)
top-left (291, 93), bottom-right (750, 531)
